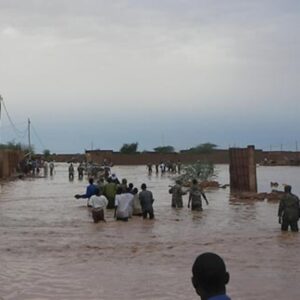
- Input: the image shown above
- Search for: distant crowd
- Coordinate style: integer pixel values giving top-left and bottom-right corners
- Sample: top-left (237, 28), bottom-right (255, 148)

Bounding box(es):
top-left (18, 158), bottom-right (55, 176)
top-left (146, 160), bottom-right (182, 175)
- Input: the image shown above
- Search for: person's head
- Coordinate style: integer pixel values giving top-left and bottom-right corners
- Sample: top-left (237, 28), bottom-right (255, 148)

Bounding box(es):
top-left (132, 187), bottom-right (138, 195)
top-left (89, 178), bottom-right (94, 185)
top-left (176, 179), bottom-right (182, 185)
top-left (284, 185), bottom-right (292, 193)
top-left (122, 178), bottom-right (127, 185)
top-left (192, 179), bottom-right (198, 185)
top-left (192, 252), bottom-right (229, 299)
top-left (94, 187), bottom-right (100, 196)
top-left (141, 183), bottom-right (147, 190)
top-left (128, 183), bottom-right (134, 190)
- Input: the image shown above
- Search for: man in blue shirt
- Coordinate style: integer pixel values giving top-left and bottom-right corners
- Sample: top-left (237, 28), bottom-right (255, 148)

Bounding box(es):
top-left (74, 178), bottom-right (98, 207)
top-left (192, 252), bottom-right (231, 300)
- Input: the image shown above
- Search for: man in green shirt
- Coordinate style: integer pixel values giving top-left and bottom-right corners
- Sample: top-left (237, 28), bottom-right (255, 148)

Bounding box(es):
top-left (103, 178), bottom-right (117, 209)
top-left (278, 185), bottom-right (300, 232)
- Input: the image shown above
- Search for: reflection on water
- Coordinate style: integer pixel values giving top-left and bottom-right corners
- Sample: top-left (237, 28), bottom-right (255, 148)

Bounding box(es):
top-left (0, 164), bottom-right (299, 299)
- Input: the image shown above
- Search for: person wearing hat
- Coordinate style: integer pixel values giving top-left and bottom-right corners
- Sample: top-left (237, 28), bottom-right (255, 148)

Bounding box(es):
top-left (192, 252), bottom-right (231, 300)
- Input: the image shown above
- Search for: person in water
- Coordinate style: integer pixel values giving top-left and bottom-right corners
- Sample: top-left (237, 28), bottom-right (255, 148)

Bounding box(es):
top-left (278, 185), bottom-right (300, 232)
top-left (103, 178), bottom-right (117, 209)
top-left (139, 183), bottom-right (154, 219)
top-left (132, 187), bottom-right (142, 216)
top-left (169, 180), bottom-right (186, 208)
top-left (74, 178), bottom-right (98, 207)
top-left (114, 187), bottom-right (133, 221)
top-left (89, 188), bottom-right (108, 223)
top-left (49, 161), bottom-right (55, 176)
top-left (188, 179), bottom-right (209, 211)
top-left (68, 163), bottom-right (74, 179)
top-left (192, 252), bottom-right (231, 300)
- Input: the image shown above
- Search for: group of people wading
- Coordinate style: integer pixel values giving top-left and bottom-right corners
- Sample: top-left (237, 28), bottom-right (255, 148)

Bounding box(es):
top-left (74, 174), bottom-right (154, 223)
top-left (146, 161), bottom-right (182, 175)
top-left (73, 163), bottom-right (300, 232)
top-left (169, 179), bottom-right (209, 211)
top-left (74, 167), bottom-right (209, 223)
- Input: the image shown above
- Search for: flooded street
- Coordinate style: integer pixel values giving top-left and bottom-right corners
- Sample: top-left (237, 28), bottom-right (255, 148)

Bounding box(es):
top-left (0, 164), bottom-right (299, 300)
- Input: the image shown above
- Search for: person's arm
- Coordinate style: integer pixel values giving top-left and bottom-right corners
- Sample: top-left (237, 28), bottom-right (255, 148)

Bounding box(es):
top-left (74, 186), bottom-right (89, 199)
top-left (151, 192), bottom-right (154, 204)
top-left (201, 191), bottom-right (209, 205)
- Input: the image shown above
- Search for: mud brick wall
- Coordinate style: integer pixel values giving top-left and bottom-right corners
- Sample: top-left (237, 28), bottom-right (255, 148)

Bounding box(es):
top-left (85, 150), bottom-right (231, 165)
top-left (0, 150), bottom-right (23, 179)
top-left (229, 146), bottom-right (257, 192)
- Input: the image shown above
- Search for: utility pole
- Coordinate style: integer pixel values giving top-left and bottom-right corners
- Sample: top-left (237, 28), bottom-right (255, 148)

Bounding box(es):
top-left (28, 118), bottom-right (31, 160)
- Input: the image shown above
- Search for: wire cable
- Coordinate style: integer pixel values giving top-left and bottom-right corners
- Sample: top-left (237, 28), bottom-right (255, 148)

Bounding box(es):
top-left (31, 121), bottom-right (47, 150)
top-left (1, 98), bottom-right (27, 137)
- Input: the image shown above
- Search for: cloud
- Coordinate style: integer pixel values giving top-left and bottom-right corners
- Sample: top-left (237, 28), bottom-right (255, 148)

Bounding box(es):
top-left (1, 26), bottom-right (20, 38)
top-left (0, 0), bottom-right (299, 152)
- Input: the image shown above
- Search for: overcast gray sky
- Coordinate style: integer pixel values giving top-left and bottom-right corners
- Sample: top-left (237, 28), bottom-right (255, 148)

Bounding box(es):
top-left (0, 0), bottom-right (299, 153)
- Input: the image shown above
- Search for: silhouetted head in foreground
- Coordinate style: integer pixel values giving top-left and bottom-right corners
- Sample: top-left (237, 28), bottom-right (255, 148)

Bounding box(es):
top-left (192, 252), bottom-right (230, 300)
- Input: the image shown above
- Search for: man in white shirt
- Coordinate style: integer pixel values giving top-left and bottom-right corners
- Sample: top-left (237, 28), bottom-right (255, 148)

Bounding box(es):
top-left (89, 188), bottom-right (108, 223)
top-left (114, 187), bottom-right (134, 221)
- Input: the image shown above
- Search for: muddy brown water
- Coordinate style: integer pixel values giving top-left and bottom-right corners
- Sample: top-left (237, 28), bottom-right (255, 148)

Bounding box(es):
top-left (0, 164), bottom-right (299, 300)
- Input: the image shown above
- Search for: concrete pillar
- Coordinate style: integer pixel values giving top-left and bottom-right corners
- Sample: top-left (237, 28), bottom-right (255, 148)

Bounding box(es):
top-left (229, 145), bottom-right (257, 192)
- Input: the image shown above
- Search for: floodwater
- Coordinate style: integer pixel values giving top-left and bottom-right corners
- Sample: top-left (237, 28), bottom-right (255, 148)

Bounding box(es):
top-left (0, 164), bottom-right (299, 300)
